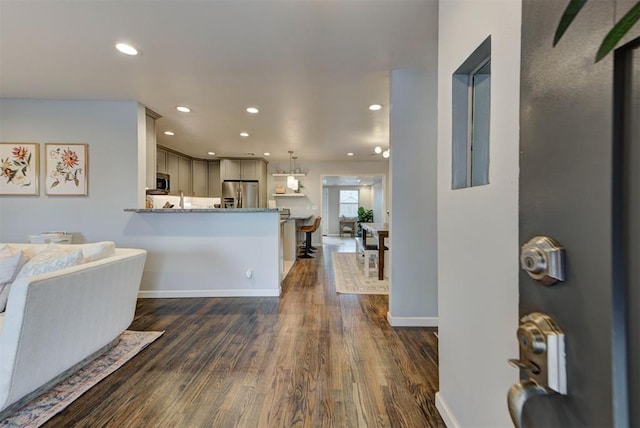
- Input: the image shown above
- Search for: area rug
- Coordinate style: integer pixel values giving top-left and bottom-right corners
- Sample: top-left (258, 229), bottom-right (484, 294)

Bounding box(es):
top-left (332, 252), bottom-right (389, 295)
top-left (323, 236), bottom-right (355, 247)
top-left (0, 330), bottom-right (164, 428)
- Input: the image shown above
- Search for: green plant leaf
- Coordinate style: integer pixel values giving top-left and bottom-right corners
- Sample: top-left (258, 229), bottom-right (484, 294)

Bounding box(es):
top-left (553, 0), bottom-right (588, 46)
top-left (595, 1), bottom-right (640, 62)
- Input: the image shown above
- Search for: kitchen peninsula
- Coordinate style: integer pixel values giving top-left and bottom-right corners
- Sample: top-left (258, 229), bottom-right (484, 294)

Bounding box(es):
top-left (124, 207), bottom-right (293, 298)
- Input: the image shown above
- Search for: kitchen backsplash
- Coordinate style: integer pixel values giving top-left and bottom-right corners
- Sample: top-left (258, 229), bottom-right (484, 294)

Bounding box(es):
top-left (148, 195), bottom-right (221, 209)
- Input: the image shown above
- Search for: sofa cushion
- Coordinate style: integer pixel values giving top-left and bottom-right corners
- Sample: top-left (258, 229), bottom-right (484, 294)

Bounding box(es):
top-left (0, 247), bottom-right (25, 283)
top-left (0, 283), bottom-right (8, 313)
top-left (0, 246), bottom-right (27, 313)
top-left (17, 245), bottom-right (84, 279)
top-left (77, 241), bottom-right (116, 263)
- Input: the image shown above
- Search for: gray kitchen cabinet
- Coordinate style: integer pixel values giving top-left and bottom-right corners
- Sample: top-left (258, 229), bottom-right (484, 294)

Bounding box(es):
top-left (166, 152), bottom-right (192, 196)
top-left (220, 159), bottom-right (241, 180)
top-left (178, 156), bottom-right (192, 196)
top-left (192, 160), bottom-right (208, 197)
top-left (240, 160), bottom-right (258, 180)
top-left (157, 148), bottom-right (167, 173)
top-left (220, 159), bottom-right (262, 180)
top-left (167, 152), bottom-right (180, 195)
top-left (208, 161), bottom-right (221, 197)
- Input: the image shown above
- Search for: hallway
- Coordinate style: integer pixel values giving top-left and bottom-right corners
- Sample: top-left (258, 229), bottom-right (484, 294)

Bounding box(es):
top-left (45, 244), bottom-right (443, 427)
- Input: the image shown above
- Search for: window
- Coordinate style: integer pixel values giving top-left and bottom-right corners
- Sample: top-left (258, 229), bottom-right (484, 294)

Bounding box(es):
top-left (452, 36), bottom-right (491, 189)
top-left (339, 190), bottom-right (359, 218)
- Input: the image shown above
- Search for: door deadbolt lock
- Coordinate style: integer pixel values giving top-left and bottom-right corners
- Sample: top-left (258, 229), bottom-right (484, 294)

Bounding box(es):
top-left (507, 312), bottom-right (567, 428)
top-left (520, 236), bottom-right (565, 285)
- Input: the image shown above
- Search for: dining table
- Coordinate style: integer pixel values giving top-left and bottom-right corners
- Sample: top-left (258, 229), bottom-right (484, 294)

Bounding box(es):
top-left (360, 222), bottom-right (389, 280)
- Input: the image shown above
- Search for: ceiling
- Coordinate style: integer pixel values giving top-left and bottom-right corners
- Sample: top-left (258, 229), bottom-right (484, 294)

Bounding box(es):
top-left (0, 0), bottom-right (438, 161)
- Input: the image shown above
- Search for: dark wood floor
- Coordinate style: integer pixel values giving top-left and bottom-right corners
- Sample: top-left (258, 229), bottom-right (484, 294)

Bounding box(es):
top-left (46, 244), bottom-right (444, 427)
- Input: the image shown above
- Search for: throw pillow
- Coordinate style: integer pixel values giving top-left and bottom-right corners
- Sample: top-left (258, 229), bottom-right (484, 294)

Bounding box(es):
top-left (0, 250), bottom-right (25, 283)
top-left (16, 244), bottom-right (84, 278)
top-left (78, 241), bottom-right (116, 263)
top-left (0, 283), bottom-right (9, 313)
top-left (0, 247), bottom-right (27, 313)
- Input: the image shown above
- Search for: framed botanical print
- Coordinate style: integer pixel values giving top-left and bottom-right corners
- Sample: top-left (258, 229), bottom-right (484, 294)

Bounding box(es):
top-left (0, 142), bottom-right (40, 196)
top-left (45, 143), bottom-right (88, 196)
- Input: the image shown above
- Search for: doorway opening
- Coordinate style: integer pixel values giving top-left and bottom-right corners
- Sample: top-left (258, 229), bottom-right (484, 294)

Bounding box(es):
top-left (320, 175), bottom-right (385, 250)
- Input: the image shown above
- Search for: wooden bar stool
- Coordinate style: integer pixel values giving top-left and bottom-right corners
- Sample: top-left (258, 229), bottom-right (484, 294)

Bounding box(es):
top-left (298, 217), bottom-right (321, 259)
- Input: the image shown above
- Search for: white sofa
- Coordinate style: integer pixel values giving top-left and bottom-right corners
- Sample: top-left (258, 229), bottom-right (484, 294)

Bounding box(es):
top-left (0, 243), bottom-right (147, 414)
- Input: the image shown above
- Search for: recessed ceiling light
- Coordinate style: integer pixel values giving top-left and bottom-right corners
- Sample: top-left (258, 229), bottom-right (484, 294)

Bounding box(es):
top-left (115, 42), bottom-right (138, 56)
top-left (382, 149), bottom-right (390, 158)
top-left (207, 152), bottom-right (215, 156)
top-left (369, 104), bottom-right (382, 111)
top-left (164, 131), bottom-right (175, 136)
top-left (263, 152), bottom-right (271, 156)
top-left (374, 146), bottom-right (382, 154)
top-left (246, 107), bottom-right (259, 114)
top-left (176, 106), bottom-right (191, 113)
top-left (240, 132), bottom-right (249, 137)
top-left (347, 152), bottom-right (354, 156)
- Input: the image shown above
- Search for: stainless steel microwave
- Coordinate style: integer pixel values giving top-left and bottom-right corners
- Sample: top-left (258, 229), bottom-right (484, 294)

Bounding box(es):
top-left (156, 173), bottom-right (170, 192)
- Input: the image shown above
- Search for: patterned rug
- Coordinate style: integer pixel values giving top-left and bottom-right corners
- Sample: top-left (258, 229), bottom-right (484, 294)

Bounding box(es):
top-left (322, 236), bottom-right (355, 247)
top-left (0, 330), bottom-right (163, 428)
top-left (332, 252), bottom-right (389, 295)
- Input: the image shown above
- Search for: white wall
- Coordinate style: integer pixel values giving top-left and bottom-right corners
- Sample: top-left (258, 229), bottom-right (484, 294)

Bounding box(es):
top-left (372, 181), bottom-right (384, 224)
top-left (436, 1), bottom-right (521, 426)
top-left (267, 160), bottom-right (389, 243)
top-left (0, 99), bottom-right (140, 243)
top-left (388, 69), bottom-right (439, 327)
top-left (0, 99), bottom-right (280, 297)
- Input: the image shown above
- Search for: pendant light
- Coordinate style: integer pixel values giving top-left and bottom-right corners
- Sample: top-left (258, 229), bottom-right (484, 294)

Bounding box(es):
top-left (287, 151), bottom-right (299, 190)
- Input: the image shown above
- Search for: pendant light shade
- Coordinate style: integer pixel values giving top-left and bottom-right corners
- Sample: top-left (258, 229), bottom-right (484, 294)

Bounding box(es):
top-left (287, 150), bottom-right (299, 190)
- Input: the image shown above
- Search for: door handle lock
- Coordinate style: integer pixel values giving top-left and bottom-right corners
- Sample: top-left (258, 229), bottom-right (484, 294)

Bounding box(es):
top-left (520, 236), bottom-right (565, 285)
top-left (507, 312), bottom-right (566, 427)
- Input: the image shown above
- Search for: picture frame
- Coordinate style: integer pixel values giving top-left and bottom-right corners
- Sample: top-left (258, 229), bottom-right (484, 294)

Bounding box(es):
top-left (0, 142), bottom-right (40, 196)
top-left (45, 143), bottom-right (88, 196)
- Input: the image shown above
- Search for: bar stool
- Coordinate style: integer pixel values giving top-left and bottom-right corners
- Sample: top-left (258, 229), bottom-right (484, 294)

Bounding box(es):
top-left (298, 216), bottom-right (321, 259)
top-left (299, 217), bottom-right (319, 252)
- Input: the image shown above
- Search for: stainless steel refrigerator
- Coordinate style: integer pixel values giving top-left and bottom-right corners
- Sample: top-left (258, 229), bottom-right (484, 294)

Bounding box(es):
top-left (221, 180), bottom-right (259, 208)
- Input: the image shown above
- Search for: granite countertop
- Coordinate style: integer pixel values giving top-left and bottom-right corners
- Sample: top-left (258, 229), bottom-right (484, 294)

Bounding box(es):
top-left (125, 208), bottom-right (279, 213)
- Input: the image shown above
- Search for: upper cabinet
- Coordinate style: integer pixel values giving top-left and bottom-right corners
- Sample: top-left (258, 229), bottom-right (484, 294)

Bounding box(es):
top-left (192, 160), bottom-right (208, 197)
top-left (220, 159), bottom-right (264, 181)
top-left (220, 159), bottom-right (241, 180)
top-left (166, 151), bottom-right (192, 196)
top-left (178, 156), bottom-right (192, 196)
top-left (145, 109), bottom-right (161, 189)
top-left (240, 160), bottom-right (258, 180)
top-left (157, 148), bottom-right (266, 204)
top-left (208, 161), bottom-right (221, 197)
top-left (157, 148), bottom-right (167, 174)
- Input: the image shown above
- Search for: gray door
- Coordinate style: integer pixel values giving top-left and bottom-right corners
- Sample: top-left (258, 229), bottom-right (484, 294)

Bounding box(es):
top-left (517, 1), bottom-right (638, 426)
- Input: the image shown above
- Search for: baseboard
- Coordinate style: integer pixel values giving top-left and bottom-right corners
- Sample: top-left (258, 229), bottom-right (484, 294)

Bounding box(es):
top-left (386, 312), bottom-right (438, 327)
top-left (138, 289), bottom-right (281, 298)
top-left (435, 392), bottom-right (460, 428)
